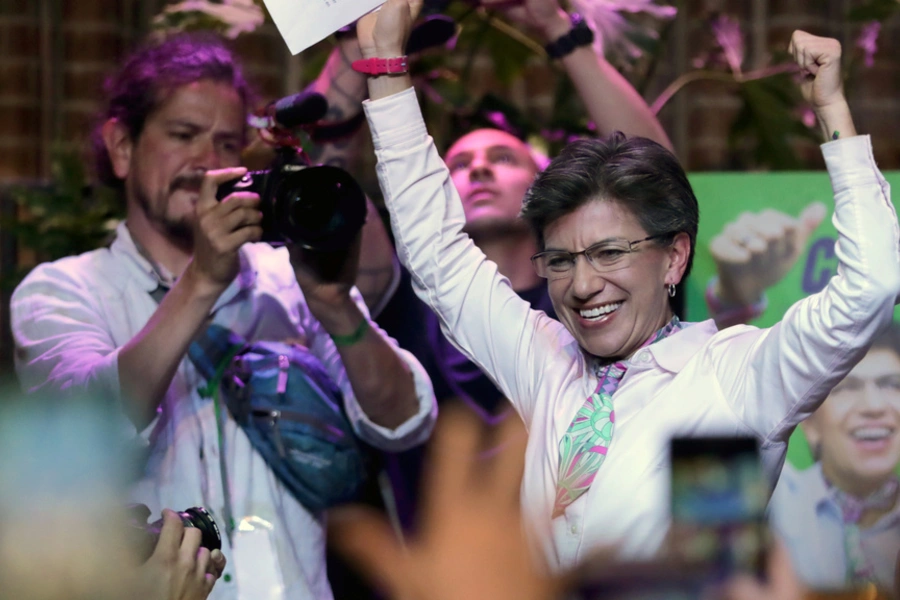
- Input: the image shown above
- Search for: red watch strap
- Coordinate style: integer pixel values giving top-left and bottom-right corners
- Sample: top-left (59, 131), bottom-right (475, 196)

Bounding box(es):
top-left (351, 56), bottom-right (409, 75)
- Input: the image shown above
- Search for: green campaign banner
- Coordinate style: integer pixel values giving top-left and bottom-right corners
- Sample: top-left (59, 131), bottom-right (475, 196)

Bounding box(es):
top-left (684, 170), bottom-right (900, 469)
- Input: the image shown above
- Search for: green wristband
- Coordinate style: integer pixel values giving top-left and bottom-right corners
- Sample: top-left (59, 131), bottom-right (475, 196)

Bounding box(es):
top-left (330, 317), bottom-right (370, 347)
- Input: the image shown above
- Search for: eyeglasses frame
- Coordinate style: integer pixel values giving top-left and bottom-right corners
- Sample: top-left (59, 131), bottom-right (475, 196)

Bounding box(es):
top-left (530, 233), bottom-right (673, 279)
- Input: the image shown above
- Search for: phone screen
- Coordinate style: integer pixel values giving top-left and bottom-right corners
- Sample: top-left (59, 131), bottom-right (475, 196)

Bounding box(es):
top-left (669, 436), bottom-right (769, 581)
top-left (573, 437), bottom-right (770, 600)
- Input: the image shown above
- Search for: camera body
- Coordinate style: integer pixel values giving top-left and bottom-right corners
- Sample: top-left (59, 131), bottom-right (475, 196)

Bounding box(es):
top-left (216, 150), bottom-right (366, 253)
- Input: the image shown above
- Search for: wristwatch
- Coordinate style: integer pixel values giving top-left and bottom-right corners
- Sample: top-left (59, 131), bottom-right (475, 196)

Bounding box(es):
top-left (350, 56), bottom-right (409, 75)
top-left (544, 13), bottom-right (595, 60)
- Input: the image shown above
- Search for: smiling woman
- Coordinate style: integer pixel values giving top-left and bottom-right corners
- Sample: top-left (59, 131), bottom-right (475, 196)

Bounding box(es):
top-left (10, 29), bottom-right (444, 600)
top-left (357, 0), bottom-right (900, 578)
top-left (521, 134), bottom-right (695, 360)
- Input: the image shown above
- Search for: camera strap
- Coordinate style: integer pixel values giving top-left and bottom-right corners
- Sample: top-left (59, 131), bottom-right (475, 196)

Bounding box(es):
top-left (148, 282), bottom-right (242, 544)
top-left (198, 343), bottom-right (245, 544)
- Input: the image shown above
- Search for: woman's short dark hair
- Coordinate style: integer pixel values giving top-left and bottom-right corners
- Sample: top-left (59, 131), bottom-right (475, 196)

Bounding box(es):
top-left (89, 33), bottom-right (255, 189)
top-left (520, 132), bottom-right (700, 280)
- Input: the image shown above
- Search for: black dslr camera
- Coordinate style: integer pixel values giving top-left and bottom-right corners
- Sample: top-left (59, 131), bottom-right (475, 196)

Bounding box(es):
top-left (216, 155), bottom-right (366, 252)
top-left (126, 503), bottom-right (222, 562)
top-left (216, 91), bottom-right (367, 252)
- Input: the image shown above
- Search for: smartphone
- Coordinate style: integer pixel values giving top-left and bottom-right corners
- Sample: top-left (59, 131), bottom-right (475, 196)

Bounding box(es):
top-left (669, 436), bottom-right (769, 582)
top-left (573, 437), bottom-right (769, 600)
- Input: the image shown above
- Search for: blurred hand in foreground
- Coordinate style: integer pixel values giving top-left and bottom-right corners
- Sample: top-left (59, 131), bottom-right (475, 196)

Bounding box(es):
top-left (329, 405), bottom-right (566, 600)
top-left (721, 541), bottom-right (805, 600)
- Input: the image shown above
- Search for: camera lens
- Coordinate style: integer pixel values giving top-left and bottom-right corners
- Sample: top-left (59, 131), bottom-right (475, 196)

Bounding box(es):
top-left (127, 504), bottom-right (222, 562)
top-left (215, 162), bottom-right (366, 250)
top-left (271, 166), bottom-right (366, 252)
top-left (178, 506), bottom-right (222, 553)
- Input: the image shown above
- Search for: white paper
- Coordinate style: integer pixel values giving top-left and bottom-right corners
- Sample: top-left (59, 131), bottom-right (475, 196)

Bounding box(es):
top-left (263, 0), bottom-right (385, 55)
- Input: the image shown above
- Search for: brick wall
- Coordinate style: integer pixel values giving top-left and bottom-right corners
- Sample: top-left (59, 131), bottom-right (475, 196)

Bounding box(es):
top-left (651, 0), bottom-right (900, 170)
top-left (2, 0), bottom-right (898, 183)
top-left (0, 0), bottom-right (295, 184)
top-left (0, 0), bottom-right (43, 181)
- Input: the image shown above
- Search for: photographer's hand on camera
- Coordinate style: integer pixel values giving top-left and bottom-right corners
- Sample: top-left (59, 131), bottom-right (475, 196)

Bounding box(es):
top-left (117, 167), bottom-right (263, 430)
top-left (288, 232), bottom-right (419, 429)
top-left (184, 167), bottom-right (263, 294)
top-left (134, 509), bottom-right (226, 600)
top-left (288, 235), bottom-right (360, 313)
top-left (287, 231), bottom-right (362, 339)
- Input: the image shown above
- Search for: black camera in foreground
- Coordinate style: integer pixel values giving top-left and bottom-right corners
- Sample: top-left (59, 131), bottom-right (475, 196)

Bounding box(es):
top-left (127, 504), bottom-right (222, 562)
top-left (216, 90), bottom-right (367, 252)
top-left (216, 161), bottom-right (366, 252)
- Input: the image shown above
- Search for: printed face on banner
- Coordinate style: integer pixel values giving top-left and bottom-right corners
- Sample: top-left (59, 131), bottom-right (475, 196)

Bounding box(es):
top-left (803, 347), bottom-right (900, 492)
top-left (687, 170), bottom-right (900, 474)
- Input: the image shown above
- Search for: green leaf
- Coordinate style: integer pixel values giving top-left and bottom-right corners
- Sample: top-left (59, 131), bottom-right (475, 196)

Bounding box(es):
top-left (848, 0), bottom-right (900, 21)
top-left (153, 10), bottom-right (232, 36)
top-left (425, 76), bottom-right (472, 111)
top-left (4, 147), bottom-right (124, 288)
top-left (484, 23), bottom-right (534, 85)
top-left (729, 74), bottom-right (818, 170)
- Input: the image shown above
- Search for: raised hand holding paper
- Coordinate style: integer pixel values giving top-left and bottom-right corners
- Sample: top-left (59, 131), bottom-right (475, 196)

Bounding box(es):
top-left (263, 0), bottom-right (384, 54)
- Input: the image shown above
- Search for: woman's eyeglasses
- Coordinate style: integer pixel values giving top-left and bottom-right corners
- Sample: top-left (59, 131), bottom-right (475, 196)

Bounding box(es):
top-left (531, 234), bottom-right (670, 280)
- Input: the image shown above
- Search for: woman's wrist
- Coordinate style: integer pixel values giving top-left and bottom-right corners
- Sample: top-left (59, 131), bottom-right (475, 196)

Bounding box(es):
top-left (814, 97), bottom-right (856, 140)
top-left (359, 45), bottom-right (412, 99)
top-left (360, 44), bottom-right (405, 60)
top-left (366, 73), bottom-right (413, 101)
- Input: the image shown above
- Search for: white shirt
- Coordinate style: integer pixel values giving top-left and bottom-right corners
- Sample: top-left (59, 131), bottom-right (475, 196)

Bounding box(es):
top-left (364, 87), bottom-right (900, 570)
top-left (770, 463), bottom-right (900, 592)
top-left (11, 223), bottom-right (437, 599)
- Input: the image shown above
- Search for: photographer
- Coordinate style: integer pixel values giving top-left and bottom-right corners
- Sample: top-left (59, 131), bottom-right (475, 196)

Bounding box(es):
top-left (10, 32), bottom-right (437, 599)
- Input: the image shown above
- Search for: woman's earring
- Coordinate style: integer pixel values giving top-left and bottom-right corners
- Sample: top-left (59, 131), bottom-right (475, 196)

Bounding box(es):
top-left (667, 283), bottom-right (676, 298)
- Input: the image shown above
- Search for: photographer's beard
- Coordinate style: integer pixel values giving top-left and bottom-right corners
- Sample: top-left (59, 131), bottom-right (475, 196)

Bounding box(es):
top-left (130, 172), bottom-right (199, 250)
